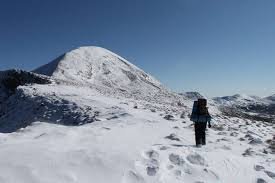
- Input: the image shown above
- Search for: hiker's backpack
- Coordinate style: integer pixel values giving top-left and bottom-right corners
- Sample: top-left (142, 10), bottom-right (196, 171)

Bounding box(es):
top-left (197, 98), bottom-right (208, 115)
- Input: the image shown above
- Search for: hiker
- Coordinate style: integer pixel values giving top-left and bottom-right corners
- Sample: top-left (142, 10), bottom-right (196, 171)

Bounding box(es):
top-left (190, 98), bottom-right (211, 147)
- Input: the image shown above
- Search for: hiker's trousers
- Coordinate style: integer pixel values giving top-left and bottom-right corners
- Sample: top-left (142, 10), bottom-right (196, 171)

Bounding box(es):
top-left (194, 122), bottom-right (207, 145)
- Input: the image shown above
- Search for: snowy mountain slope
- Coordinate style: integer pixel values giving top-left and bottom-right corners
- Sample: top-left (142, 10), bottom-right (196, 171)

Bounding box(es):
top-left (0, 85), bottom-right (110, 133)
top-left (0, 98), bottom-right (274, 183)
top-left (0, 80), bottom-right (193, 133)
top-left (0, 82), bottom-right (200, 133)
top-left (0, 47), bottom-right (197, 132)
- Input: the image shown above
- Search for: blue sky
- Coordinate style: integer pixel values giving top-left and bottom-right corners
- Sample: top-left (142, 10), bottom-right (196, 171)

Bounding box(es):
top-left (0, 0), bottom-right (274, 97)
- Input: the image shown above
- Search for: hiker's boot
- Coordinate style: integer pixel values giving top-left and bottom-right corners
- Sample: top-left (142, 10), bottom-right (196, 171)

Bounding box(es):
top-left (196, 144), bottom-right (202, 148)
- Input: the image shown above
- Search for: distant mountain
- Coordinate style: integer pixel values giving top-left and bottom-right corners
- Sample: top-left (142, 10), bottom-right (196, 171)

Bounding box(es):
top-left (213, 94), bottom-right (275, 122)
top-left (213, 94), bottom-right (267, 106)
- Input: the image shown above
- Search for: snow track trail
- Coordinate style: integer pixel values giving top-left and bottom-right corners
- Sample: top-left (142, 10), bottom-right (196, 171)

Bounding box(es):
top-left (128, 116), bottom-right (275, 183)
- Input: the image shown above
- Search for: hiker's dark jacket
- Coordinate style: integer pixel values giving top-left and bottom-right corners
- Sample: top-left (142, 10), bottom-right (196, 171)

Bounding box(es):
top-left (190, 103), bottom-right (211, 123)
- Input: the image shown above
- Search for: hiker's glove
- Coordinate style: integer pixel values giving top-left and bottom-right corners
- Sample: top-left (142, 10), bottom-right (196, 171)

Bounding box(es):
top-left (208, 124), bottom-right (211, 128)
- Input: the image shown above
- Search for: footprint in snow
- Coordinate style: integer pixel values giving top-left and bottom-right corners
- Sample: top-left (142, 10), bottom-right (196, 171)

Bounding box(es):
top-left (168, 153), bottom-right (192, 175)
top-left (186, 153), bottom-right (207, 166)
top-left (173, 169), bottom-right (182, 176)
top-left (169, 153), bottom-right (185, 166)
top-left (145, 150), bottom-right (159, 160)
top-left (122, 170), bottom-right (145, 183)
top-left (141, 150), bottom-right (160, 176)
top-left (146, 166), bottom-right (158, 176)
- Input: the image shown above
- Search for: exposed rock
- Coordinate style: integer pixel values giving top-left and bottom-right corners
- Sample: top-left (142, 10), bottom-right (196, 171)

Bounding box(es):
top-left (180, 112), bottom-right (185, 118)
top-left (263, 149), bottom-right (269, 154)
top-left (265, 170), bottom-right (275, 179)
top-left (0, 69), bottom-right (51, 101)
top-left (164, 114), bottom-right (175, 121)
top-left (256, 178), bottom-right (267, 183)
top-left (249, 138), bottom-right (263, 145)
top-left (266, 135), bottom-right (275, 153)
top-left (239, 137), bottom-right (246, 141)
top-left (244, 134), bottom-right (254, 140)
top-left (242, 148), bottom-right (255, 157)
top-left (230, 132), bottom-right (239, 137)
top-left (254, 165), bottom-right (265, 171)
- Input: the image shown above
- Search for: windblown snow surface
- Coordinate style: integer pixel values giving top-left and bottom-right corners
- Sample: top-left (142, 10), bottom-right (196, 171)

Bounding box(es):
top-left (0, 47), bottom-right (274, 183)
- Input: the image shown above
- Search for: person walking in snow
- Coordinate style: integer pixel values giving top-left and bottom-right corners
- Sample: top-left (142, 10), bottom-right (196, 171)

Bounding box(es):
top-left (190, 98), bottom-right (211, 147)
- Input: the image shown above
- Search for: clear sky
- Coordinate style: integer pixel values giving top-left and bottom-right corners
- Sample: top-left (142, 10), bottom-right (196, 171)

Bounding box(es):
top-left (0, 0), bottom-right (274, 97)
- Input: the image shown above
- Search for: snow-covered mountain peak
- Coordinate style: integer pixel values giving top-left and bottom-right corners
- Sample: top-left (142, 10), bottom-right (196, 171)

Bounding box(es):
top-left (32, 46), bottom-right (171, 104)
top-left (229, 94), bottom-right (257, 101)
top-left (34, 46), bottom-right (162, 92)
top-left (213, 93), bottom-right (263, 105)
